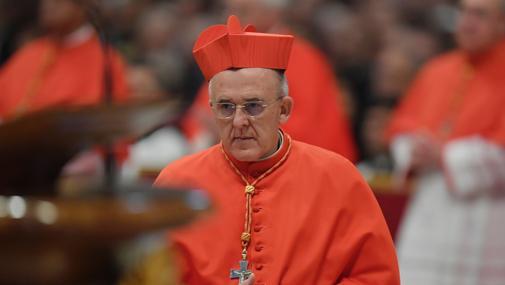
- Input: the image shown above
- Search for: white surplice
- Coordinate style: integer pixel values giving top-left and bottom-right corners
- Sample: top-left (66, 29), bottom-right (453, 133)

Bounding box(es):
top-left (392, 135), bottom-right (505, 285)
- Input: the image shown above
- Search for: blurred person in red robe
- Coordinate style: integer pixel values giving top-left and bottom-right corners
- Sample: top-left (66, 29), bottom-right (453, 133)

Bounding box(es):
top-left (0, 0), bottom-right (130, 192)
top-left (0, 0), bottom-right (128, 123)
top-left (155, 15), bottom-right (399, 285)
top-left (387, 0), bottom-right (505, 283)
top-left (182, 0), bottom-right (356, 161)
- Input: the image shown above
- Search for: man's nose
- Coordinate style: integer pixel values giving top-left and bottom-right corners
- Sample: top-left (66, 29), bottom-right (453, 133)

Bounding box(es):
top-left (232, 107), bottom-right (249, 128)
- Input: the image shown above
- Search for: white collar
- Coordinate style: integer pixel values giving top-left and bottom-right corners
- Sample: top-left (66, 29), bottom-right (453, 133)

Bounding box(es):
top-left (258, 130), bottom-right (284, 161)
top-left (63, 24), bottom-right (95, 47)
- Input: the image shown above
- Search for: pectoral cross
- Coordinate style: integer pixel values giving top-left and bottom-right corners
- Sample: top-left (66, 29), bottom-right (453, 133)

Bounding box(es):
top-left (230, 259), bottom-right (252, 282)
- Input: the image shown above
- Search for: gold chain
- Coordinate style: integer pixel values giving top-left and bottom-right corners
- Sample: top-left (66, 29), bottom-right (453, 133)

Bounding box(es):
top-left (221, 134), bottom-right (292, 261)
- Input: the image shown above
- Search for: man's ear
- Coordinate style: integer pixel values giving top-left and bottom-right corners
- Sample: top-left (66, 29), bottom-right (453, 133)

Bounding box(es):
top-left (279, 96), bottom-right (293, 124)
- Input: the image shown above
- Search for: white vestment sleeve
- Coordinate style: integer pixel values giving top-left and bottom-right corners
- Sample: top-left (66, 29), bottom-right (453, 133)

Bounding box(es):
top-left (390, 135), bottom-right (416, 187)
top-left (442, 136), bottom-right (505, 197)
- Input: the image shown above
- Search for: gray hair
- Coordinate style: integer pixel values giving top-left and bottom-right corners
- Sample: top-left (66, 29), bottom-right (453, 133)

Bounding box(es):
top-left (279, 73), bottom-right (289, 97)
top-left (208, 69), bottom-right (289, 97)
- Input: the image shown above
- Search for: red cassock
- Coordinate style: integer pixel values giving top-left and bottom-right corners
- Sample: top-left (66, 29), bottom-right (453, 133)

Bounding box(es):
top-left (183, 34), bottom-right (356, 161)
top-left (387, 39), bottom-right (505, 146)
top-left (155, 132), bottom-right (399, 285)
top-left (0, 31), bottom-right (128, 121)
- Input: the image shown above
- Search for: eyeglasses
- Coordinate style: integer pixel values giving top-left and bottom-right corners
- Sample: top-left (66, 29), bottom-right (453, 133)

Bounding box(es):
top-left (210, 98), bottom-right (282, 119)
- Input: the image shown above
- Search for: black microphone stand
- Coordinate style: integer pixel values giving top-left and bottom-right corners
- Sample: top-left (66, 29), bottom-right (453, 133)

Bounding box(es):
top-left (86, 3), bottom-right (117, 191)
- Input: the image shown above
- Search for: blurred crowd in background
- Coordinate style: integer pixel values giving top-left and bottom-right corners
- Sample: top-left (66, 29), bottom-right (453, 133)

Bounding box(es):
top-left (0, 0), bottom-right (461, 171)
top-left (3, 1), bottom-right (505, 283)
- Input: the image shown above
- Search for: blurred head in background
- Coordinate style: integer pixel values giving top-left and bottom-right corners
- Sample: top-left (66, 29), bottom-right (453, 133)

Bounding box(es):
top-left (223, 0), bottom-right (289, 32)
top-left (456, 0), bottom-right (505, 53)
top-left (372, 47), bottom-right (417, 100)
top-left (127, 64), bottom-right (165, 102)
top-left (135, 3), bottom-right (178, 54)
top-left (39, 0), bottom-right (88, 37)
top-left (361, 104), bottom-right (393, 159)
top-left (313, 3), bottom-right (370, 69)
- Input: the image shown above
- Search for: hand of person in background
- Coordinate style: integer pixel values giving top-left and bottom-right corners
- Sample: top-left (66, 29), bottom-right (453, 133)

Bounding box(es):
top-left (390, 131), bottom-right (442, 190)
top-left (410, 131), bottom-right (442, 171)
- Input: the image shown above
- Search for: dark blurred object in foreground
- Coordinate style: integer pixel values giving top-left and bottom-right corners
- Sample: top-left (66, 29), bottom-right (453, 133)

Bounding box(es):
top-left (0, 99), bottom-right (181, 195)
top-left (0, 99), bottom-right (208, 284)
top-left (0, 187), bottom-right (210, 285)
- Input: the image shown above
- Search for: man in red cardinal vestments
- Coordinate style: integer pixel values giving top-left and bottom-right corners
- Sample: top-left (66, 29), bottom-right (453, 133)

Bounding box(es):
top-left (155, 15), bottom-right (399, 285)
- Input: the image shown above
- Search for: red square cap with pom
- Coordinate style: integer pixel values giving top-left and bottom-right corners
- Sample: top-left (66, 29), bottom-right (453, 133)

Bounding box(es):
top-left (192, 15), bottom-right (294, 81)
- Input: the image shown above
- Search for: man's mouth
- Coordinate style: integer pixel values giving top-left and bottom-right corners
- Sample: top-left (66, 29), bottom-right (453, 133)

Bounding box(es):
top-left (234, 137), bottom-right (254, 141)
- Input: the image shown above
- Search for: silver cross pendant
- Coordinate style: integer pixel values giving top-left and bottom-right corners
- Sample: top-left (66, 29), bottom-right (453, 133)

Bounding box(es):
top-left (230, 259), bottom-right (252, 282)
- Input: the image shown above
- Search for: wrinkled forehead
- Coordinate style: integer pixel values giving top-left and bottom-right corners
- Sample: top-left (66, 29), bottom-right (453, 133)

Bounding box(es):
top-left (209, 68), bottom-right (282, 100)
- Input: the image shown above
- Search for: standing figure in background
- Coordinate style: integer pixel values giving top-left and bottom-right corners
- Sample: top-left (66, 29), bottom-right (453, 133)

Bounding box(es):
top-left (182, 0), bottom-right (356, 161)
top-left (387, 0), bottom-right (505, 284)
top-left (0, 0), bottom-right (129, 122)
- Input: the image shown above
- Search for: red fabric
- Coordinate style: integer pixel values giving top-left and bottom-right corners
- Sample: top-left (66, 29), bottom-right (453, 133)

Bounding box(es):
top-left (373, 191), bottom-right (410, 241)
top-left (0, 35), bottom-right (129, 121)
top-left (490, 110), bottom-right (505, 146)
top-left (155, 132), bottom-right (399, 285)
top-left (387, 40), bottom-right (505, 147)
top-left (183, 36), bottom-right (357, 161)
top-left (193, 15), bottom-right (294, 81)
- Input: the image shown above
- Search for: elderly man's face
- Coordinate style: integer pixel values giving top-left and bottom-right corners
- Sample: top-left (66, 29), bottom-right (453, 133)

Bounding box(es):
top-left (456, 0), bottom-right (505, 53)
top-left (209, 68), bottom-right (292, 161)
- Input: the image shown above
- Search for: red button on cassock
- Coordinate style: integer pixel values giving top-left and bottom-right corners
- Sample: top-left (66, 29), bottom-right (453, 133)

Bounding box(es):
top-left (255, 244), bottom-right (264, 252)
